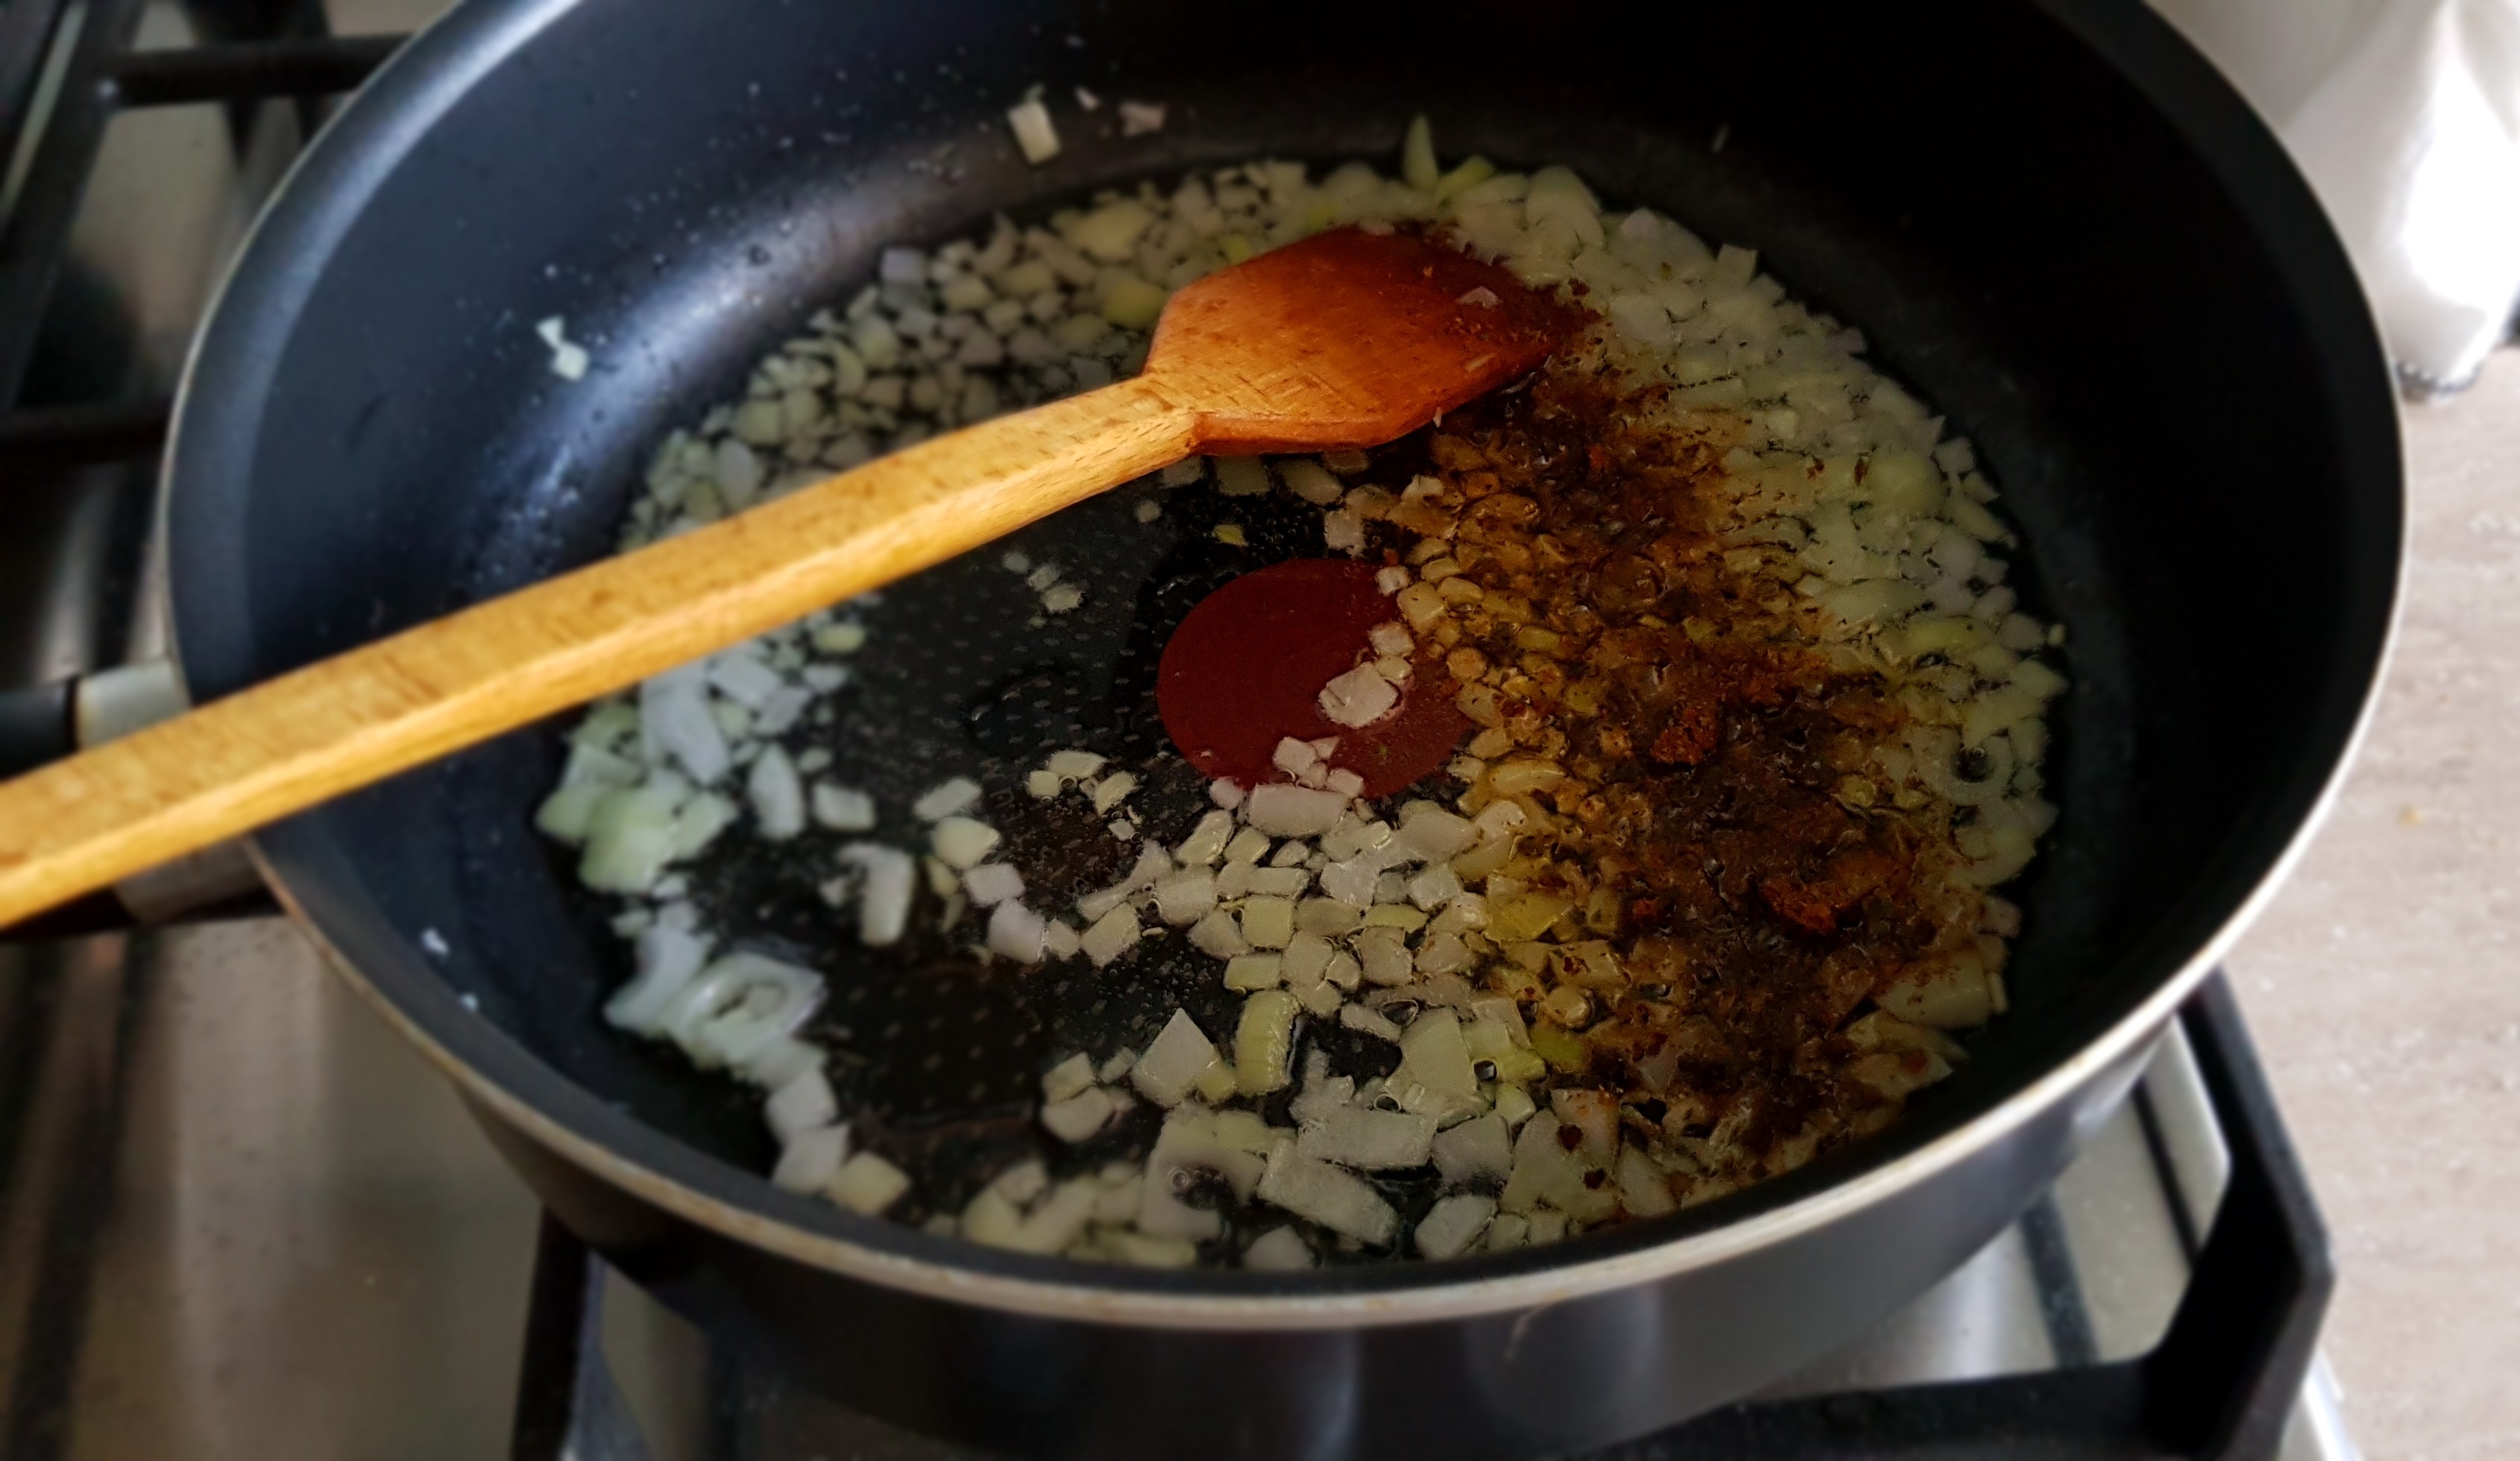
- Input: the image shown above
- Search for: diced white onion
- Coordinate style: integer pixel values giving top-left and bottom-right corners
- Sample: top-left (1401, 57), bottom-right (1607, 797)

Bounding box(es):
top-left (1255, 1138), bottom-right (1396, 1245)
top-left (913, 777), bottom-right (983, 821)
top-left (659, 953), bottom-right (825, 1075)
top-left (1414, 1193), bottom-right (1497, 1259)
top-left (1246, 784), bottom-right (1347, 837)
top-left (837, 843), bottom-right (916, 946)
top-left (811, 783), bottom-right (877, 832)
top-left (986, 900), bottom-right (1049, 962)
top-left (1297, 1106), bottom-right (1435, 1170)
top-left (1431, 1112), bottom-right (1513, 1184)
top-left (962, 862), bottom-right (1025, 906)
top-left (930, 816), bottom-right (1001, 869)
top-left (1041, 1088), bottom-right (1118, 1143)
top-left (828, 1152), bottom-right (913, 1214)
top-left (1317, 663), bottom-right (1399, 728)
top-left (1007, 98), bottom-right (1060, 164)
top-left (1130, 1009), bottom-right (1221, 1108)
top-left (1153, 871), bottom-right (1218, 925)
top-left (1080, 906), bottom-right (1141, 967)
top-left (605, 924), bottom-right (713, 1034)
top-left (772, 1124), bottom-right (849, 1193)
top-left (746, 745), bottom-right (806, 840)
top-left (1241, 1226), bottom-right (1316, 1270)
top-left (640, 666), bottom-right (728, 785)
top-left (765, 1067), bottom-right (838, 1142)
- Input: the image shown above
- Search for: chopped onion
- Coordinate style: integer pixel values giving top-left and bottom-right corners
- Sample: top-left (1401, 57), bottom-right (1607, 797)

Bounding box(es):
top-left (1280, 931), bottom-right (1334, 987)
top-left (1152, 871), bottom-right (1218, 925)
top-left (810, 783), bottom-right (876, 832)
top-left (1617, 1147), bottom-right (1678, 1217)
top-left (1255, 1137), bottom-right (1396, 1246)
top-left (1392, 1010), bottom-right (1481, 1120)
top-left (746, 745), bottom-right (806, 840)
top-left (1297, 1106), bottom-right (1435, 1170)
top-left (1338, 1003), bottom-right (1403, 1043)
top-left (1088, 771), bottom-right (1138, 813)
top-left (1130, 1009), bottom-right (1221, 1107)
top-left (986, 900), bottom-right (1048, 962)
top-left (1235, 990), bottom-right (1299, 1095)
top-left (1317, 663), bottom-right (1399, 728)
top-left (1241, 1226), bottom-right (1316, 1271)
top-left (1246, 784), bottom-right (1346, 837)
top-left (639, 666), bottom-right (728, 784)
top-left (1397, 805), bottom-right (1475, 861)
top-left (671, 792), bottom-right (737, 858)
top-left (706, 652), bottom-right (785, 709)
top-left (930, 816), bottom-right (1001, 869)
top-left (1431, 1112), bottom-right (1513, 1184)
top-left (1172, 809), bottom-right (1235, 867)
top-left (659, 953), bottom-right (825, 1074)
top-left (1040, 1087), bottom-right (1118, 1143)
top-left (772, 1124), bottom-right (849, 1193)
top-left (1212, 456), bottom-right (1271, 496)
top-left (837, 843), bottom-right (916, 945)
top-left (1239, 896), bottom-right (1295, 949)
top-left (1355, 926), bottom-right (1414, 985)
top-left (1414, 1193), bottom-right (1497, 1260)
top-left (765, 1067), bottom-right (838, 1142)
top-left (1077, 842), bottom-right (1171, 923)
top-left (1281, 459), bottom-right (1344, 505)
top-left (913, 777), bottom-right (983, 821)
top-left (579, 786), bottom-right (683, 894)
top-left (535, 785), bottom-right (605, 845)
top-left (561, 740), bottom-right (643, 790)
top-left (737, 1035), bottom-right (823, 1090)
top-left (1223, 953), bottom-right (1284, 990)
top-left (1007, 98), bottom-right (1060, 164)
top-left (1046, 749), bottom-right (1106, 780)
top-left (962, 862), bottom-right (1025, 906)
top-left (1080, 905), bottom-right (1141, 967)
top-left (1188, 908), bottom-right (1250, 959)
top-left (604, 924), bottom-right (712, 1033)
top-left (1042, 1052), bottom-right (1097, 1103)
top-left (828, 1152), bottom-right (913, 1214)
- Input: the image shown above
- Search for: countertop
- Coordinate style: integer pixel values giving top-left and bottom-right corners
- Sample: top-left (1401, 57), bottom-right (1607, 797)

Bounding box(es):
top-left (2228, 360), bottom-right (2520, 1457)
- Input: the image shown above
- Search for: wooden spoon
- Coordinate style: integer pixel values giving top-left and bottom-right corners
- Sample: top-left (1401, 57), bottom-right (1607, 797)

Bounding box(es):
top-left (0, 227), bottom-right (1569, 926)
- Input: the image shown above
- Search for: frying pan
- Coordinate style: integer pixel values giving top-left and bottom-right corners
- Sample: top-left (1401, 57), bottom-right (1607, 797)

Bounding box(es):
top-left (128, 0), bottom-right (2400, 1453)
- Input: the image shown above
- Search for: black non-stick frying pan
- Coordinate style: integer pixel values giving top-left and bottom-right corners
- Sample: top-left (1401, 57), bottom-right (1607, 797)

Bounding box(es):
top-left (138, 0), bottom-right (2398, 1453)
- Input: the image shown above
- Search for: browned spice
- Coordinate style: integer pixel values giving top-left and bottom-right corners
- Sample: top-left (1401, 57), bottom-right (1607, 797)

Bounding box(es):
top-left (1382, 365), bottom-right (1988, 1196)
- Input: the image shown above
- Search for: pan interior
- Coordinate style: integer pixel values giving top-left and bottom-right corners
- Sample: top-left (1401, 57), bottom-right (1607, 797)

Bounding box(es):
top-left (171, 0), bottom-right (2393, 1284)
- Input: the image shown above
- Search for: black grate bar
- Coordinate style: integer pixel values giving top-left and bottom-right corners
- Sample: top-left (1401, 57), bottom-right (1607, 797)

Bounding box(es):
top-left (0, 0), bottom-right (150, 411)
top-left (103, 34), bottom-right (404, 110)
top-left (0, 0), bottom-right (73, 168)
top-left (0, 399), bottom-right (170, 474)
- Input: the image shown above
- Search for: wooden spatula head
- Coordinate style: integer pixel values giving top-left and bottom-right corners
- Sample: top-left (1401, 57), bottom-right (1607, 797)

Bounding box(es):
top-left (1145, 226), bottom-right (1573, 455)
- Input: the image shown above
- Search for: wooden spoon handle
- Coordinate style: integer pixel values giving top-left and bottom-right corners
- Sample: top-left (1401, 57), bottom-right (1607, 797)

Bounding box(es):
top-left (0, 376), bottom-right (1194, 927)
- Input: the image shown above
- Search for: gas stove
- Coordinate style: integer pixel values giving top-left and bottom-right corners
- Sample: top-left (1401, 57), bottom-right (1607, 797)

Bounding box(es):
top-left (0, 5), bottom-right (2353, 1457)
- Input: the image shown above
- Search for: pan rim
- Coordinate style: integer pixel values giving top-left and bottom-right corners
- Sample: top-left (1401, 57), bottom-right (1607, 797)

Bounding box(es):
top-left (163, 0), bottom-right (2405, 1324)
